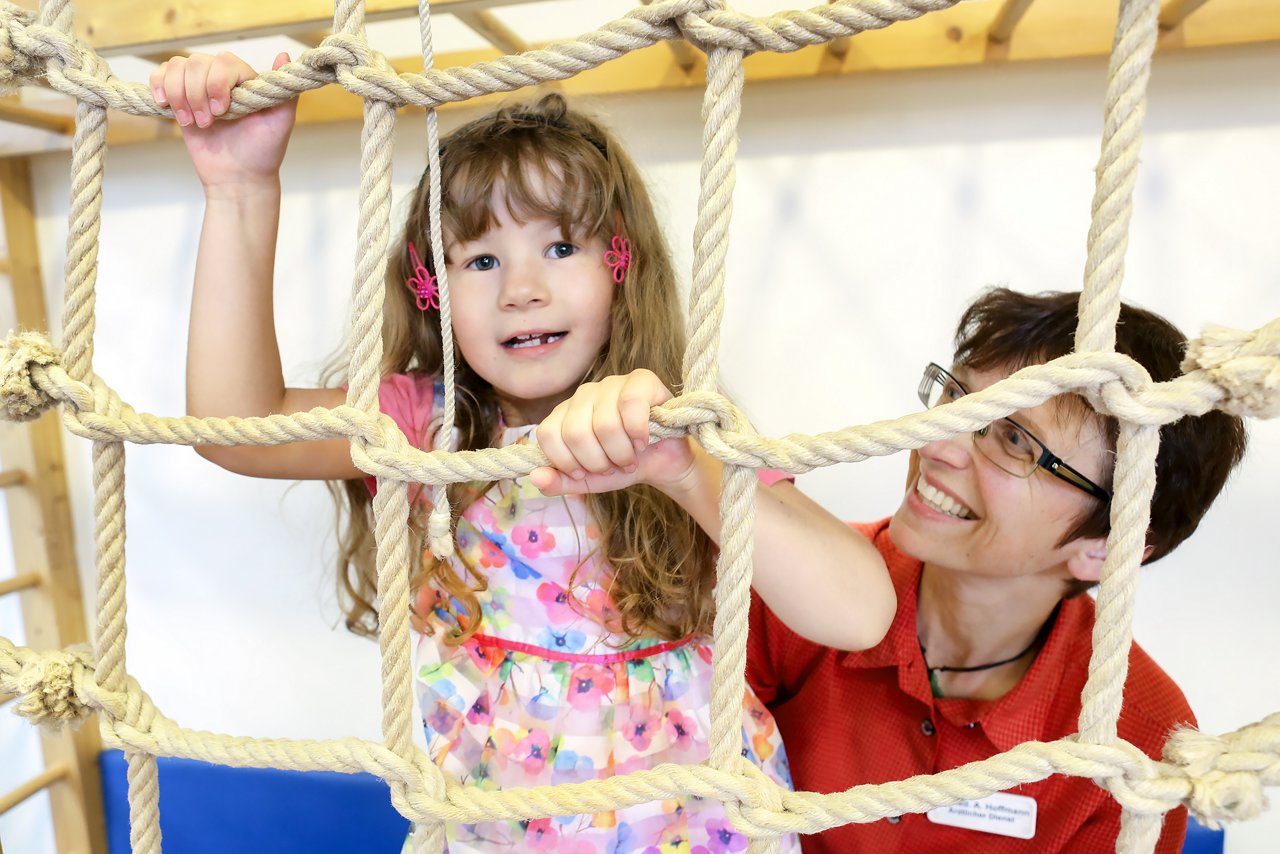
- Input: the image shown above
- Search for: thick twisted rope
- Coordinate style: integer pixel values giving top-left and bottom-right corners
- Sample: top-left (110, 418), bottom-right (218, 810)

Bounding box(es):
top-left (3, 637), bottom-right (1278, 833)
top-left (1, 0), bottom-right (1278, 852)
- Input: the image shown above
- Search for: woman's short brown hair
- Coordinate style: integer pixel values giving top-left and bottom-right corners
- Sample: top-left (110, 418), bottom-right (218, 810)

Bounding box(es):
top-left (953, 288), bottom-right (1246, 594)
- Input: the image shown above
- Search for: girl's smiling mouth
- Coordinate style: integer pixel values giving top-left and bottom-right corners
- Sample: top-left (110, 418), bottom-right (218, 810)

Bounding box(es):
top-left (503, 331), bottom-right (568, 350)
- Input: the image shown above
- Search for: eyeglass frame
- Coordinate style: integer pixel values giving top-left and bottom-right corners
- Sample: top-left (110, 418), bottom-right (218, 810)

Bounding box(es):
top-left (918, 362), bottom-right (1111, 502)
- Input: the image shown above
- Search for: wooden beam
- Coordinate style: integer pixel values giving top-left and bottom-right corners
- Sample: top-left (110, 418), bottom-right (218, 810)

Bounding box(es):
top-left (0, 257), bottom-right (9, 275)
top-left (0, 572), bottom-right (41, 597)
top-left (456, 10), bottom-right (527, 55)
top-left (641, 0), bottom-right (698, 72)
top-left (0, 766), bottom-right (68, 816)
top-left (1161, 0), bottom-right (1212, 30)
top-left (826, 0), bottom-right (851, 61)
top-left (0, 102), bottom-right (74, 135)
top-left (0, 156), bottom-right (106, 854)
top-left (136, 49), bottom-right (190, 65)
top-left (1, 0), bottom-right (1277, 157)
top-left (11, 0), bottom-right (548, 56)
top-left (0, 469), bottom-right (26, 488)
top-left (989, 0), bottom-right (1039, 43)
top-left (292, 30), bottom-right (332, 48)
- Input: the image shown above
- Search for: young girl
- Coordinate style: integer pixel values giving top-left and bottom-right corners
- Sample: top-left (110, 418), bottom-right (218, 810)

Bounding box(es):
top-left (153, 51), bottom-right (895, 852)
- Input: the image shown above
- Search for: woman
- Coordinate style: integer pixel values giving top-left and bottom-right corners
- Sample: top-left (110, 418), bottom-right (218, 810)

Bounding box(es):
top-left (747, 287), bottom-right (1247, 853)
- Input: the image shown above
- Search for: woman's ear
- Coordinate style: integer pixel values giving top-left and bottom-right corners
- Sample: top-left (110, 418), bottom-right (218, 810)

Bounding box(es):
top-left (1066, 539), bottom-right (1155, 582)
top-left (1065, 538), bottom-right (1108, 583)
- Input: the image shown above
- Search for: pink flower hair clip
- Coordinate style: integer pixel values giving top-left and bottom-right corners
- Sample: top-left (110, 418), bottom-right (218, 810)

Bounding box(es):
top-left (406, 241), bottom-right (440, 311)
top-left (603, 232), bottom-right (631, 284)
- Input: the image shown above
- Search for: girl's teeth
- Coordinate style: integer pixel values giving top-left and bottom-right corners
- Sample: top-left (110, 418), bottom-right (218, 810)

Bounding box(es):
top-left (507, 332), bottom-right (565, 349)
top-left (916, 478), bottom-right (973, 520)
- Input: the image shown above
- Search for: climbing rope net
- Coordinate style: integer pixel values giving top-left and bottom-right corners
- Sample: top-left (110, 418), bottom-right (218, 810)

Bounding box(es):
top-left (1, 0), bottom-right (1279, 852)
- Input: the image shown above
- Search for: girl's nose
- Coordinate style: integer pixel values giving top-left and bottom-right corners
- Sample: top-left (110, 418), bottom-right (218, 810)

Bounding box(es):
top-left (498, 258), bottom-right (550, 309)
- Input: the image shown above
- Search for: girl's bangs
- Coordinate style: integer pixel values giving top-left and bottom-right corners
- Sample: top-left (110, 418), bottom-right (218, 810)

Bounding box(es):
top-left (443, 135), bottom-right (612, 245)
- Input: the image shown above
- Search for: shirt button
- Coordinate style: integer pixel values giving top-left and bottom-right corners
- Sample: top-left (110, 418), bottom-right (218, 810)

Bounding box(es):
top-left (921, 719), bottom-right (936, 737)
top-left (886, 816), bottom-right (901, 825)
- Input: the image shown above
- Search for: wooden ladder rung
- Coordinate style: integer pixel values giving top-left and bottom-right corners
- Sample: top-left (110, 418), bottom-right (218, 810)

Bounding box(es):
top-left (0, 765), bottom-right (68, 816)
top-left (0, 469), bottom-right (27, 488)
top-left (0, 572), bottom-right (41, 597)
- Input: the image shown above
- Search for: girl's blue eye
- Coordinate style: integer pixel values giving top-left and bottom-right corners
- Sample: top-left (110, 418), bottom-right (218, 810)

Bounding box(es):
top-left (466, 254), bottom-right (498, 271)
top-left (548, 242), bottom-right (576, 259)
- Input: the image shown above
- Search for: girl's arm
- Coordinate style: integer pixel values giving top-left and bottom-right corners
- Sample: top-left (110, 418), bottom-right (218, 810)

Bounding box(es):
top-left (152, 53), bottom-right (360, 482)
top-left (532, 370), bottom-right (896, 651)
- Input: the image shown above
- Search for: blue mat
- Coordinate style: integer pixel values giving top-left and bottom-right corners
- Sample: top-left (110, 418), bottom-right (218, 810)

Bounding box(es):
top-left (100, 749), bottom-right (1224, 852)
top-left (99, 750), bottom-right (409, 853)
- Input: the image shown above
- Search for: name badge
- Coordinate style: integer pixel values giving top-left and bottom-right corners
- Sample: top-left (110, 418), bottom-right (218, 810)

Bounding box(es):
top-left (926, 792), bottom-right (1037, 839)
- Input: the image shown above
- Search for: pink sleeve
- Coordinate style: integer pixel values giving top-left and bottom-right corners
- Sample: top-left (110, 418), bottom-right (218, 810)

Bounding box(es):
top-left (378, 373), bottom-right (437, 452)
top-left (757, 468), bottom-right (794, 486)
top-left (363, 373), bottom-right (437, 497)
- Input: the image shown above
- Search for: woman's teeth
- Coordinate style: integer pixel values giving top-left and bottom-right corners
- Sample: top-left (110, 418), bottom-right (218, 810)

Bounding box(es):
top-left (916, 478), bottom-right (974, 520)
top-left (505, 332), bottom-right (566, 349)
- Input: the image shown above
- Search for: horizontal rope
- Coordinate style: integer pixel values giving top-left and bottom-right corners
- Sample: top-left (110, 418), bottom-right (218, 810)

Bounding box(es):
top-left (1, 636), bottom-right (1271, 833)
top-left (1, 327), bottom-right (1275, 485)
top-left (0, 0), bottom-right (959, 110)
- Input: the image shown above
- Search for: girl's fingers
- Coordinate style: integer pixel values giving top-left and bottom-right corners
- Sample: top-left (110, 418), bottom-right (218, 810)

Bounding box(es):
top-left (536, 411), bottom-right (585, 481)
top-left (561, 395), bottom-right (613, 475)
top-left (272, 51), bottom-right (291, 72)
top-left (163, 58), bottom-right (191, 125)
top-left (205, 52), bottom-right (245, 117)
top-left (183, 54), bottom-right (214, 127)
top-left (618, 384), bottom-right (657, 455)
top-left (148, 62), bottom-right (169, 106)
top-left (592, 393), bottom-right (639, 472)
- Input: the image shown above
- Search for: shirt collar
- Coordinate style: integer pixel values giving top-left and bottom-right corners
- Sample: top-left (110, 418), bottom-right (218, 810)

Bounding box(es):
top-left (839, 519), bottom-right (1092, 753)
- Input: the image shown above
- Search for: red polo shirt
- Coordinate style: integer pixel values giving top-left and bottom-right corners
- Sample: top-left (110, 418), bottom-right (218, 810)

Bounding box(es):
top-left (747, 519), bottom-right (1193, 853)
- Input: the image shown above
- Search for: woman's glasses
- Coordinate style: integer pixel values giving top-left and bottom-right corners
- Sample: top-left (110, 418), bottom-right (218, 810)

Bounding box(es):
top-left (918, 363), bottom-right (1111, 502)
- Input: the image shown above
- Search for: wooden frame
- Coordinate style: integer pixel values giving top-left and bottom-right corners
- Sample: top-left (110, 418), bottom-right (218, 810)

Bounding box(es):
top-left (3, 0), bottom-right (1279, 155)
top-left (0, 156), bottom-right (107, 854)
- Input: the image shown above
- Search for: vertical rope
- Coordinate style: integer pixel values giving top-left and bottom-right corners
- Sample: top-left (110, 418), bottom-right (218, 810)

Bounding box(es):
top-left (125, 751), bottom-right (162, 854)
top-left (350, 95), bottom-right (418, 753)
top-left (683, 46), bottom-right (744, 394)
top-left (1074, 0), bottom-right (1159, 355)
top-left (1078, 423), bottom-right (1158, 743)
top-left (683, 44), bottom-right (776, 852)
top-left (1116, 809), bottom-right (1164, 853)
top-left (58, 99), bottom-right (107, 380)
top-left (419, 0), bottom-right (458, 561)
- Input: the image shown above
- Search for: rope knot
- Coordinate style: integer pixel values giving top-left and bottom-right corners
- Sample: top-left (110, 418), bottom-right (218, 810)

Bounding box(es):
top-left (0, 330), bottom-right (63, 421)
top-left (654, 389), bottom-right (748, 436)
top-left (1163, 718), bottom-right (1280, 827)
top-left (721, 756), bottom-right (787, 840)
top-left (1181, 319), bottom-right (1280, 419)
top-left (0, 5), bottom-right (36, 96)
top-left (8, 645), bottom-right (95, 729)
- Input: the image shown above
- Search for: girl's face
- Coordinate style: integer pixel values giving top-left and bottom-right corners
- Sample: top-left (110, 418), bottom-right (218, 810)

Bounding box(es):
top-left (889, 364), bottom-right (1110, 584)
top-left (446, 196), bottom-right (614, 427)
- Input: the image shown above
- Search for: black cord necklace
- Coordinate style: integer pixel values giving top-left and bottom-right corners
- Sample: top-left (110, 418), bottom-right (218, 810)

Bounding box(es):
top-left (918, 603), bottom-right (1061, 699)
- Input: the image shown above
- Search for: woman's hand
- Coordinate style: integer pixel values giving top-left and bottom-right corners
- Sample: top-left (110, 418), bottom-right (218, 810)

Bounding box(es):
top-left (532, 370), bottom-right (697, 497)
top-left (150, 51), bottom-right (297, 191)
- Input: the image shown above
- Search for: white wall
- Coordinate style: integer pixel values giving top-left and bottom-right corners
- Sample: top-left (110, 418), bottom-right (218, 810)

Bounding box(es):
top-left (8, 43), bottom-right (1279, 852)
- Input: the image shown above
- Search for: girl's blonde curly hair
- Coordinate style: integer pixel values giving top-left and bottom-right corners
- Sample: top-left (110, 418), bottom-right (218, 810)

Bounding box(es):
top-left (332, 94), bottom-right (716, 646)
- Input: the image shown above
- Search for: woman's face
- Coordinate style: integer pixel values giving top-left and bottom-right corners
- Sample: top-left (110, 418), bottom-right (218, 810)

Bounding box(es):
top-left (889, 363), bottom-right (1111, 583)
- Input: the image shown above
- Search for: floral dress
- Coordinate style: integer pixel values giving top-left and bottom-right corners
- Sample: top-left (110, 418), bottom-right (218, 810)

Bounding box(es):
top-left (378, 374), bottom-right (798, 853)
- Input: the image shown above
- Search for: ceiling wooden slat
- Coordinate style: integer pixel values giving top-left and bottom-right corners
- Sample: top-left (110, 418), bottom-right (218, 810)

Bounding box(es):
top-left (1160, 0), bottom-right (1212, 30)
top-left (0, 101), bottom-right (74, 134)
top-left (3, 0), bottom-right (1277, 156)
top-left (10, 0), bottom-right (548, 56)
top-left (988, 0), bottom-right (1038, 43)
top-left (456, 10), bottom-right (528, 55)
